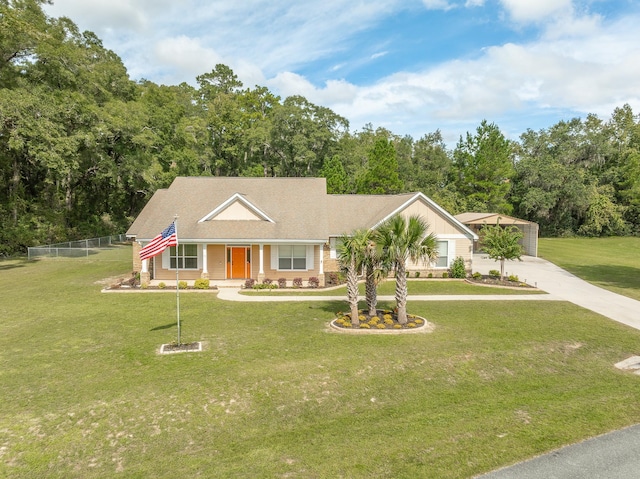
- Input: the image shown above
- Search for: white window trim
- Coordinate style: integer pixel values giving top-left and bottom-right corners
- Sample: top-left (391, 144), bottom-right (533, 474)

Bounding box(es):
top-left (433, 239), bottom-right (455, 269)
top-left (270, 244), bottom-right (314, 271)
top-left (162, 244), bottom-right (202, 271)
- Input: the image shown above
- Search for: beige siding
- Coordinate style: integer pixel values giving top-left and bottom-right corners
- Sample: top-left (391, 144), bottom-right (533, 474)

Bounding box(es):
top-left (400, 199), bottom-right (464, 235)
top-left (212, 201), bottom-right (262, 220)
top-left (262, 245), bottom-right (322, 282)
top-left (208, 245), bottom-right (226, 280)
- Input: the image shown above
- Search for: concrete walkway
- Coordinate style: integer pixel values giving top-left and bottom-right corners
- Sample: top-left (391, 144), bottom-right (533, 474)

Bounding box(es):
top-left (216, 287), bottom-right (560, 303)
top-left (472, 255), bottom-right (640, 331)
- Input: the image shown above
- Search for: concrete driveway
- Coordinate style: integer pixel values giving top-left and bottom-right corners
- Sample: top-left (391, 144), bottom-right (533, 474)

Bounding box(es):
top-left (472, 254), bottom-right (640, 331)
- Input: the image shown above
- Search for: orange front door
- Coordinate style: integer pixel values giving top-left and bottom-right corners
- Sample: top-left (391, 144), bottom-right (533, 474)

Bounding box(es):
top-left (227, 247), bottom-right (250, 279)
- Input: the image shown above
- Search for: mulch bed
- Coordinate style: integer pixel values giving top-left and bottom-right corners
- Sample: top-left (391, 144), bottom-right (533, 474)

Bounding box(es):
top-left (466, 275), bottom-right (534, 288)
top-left (332, 308), bottom-right (428, 330)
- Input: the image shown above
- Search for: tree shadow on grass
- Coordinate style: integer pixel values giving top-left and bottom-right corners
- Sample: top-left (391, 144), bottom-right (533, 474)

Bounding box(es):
top-left (0, 258), bottom-right (33, 271)
top-left (565, 264), bottom-right (640, 294)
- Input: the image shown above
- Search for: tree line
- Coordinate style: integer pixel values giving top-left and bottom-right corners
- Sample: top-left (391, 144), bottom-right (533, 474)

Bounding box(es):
top-left (2, 0), bottom-right (639, 255)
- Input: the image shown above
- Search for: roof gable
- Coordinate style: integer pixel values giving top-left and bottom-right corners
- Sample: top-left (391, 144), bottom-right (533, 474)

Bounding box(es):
top-left (198, 193), bottom-right (275, 223)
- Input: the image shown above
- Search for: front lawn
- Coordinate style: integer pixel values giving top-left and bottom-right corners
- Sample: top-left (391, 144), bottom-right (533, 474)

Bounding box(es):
top-left (2, 245), bottom-right (640, 478)
top-left (539, 237), bottom-right (640, 301)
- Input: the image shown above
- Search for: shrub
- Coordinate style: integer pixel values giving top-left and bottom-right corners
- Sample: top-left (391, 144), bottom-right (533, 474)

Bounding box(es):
top-left (293, 277), bottom-right (303, 288)
top-left (158, 282), bottom-right (166, 289)
top-left (415, 271), bottom-right (421, 278)
top-left (253, 283), bottom-right (277, 290)
top-left (415, 318), bottom-right (424, 324)
top-left (326, 271), bottom-right (345, 286)
top-left (244, 278), bottom-right (256, 289)
top-left (441, 272), bottom-right (449, 278)
top-left (308, 277), bottom-right (320, 288)
top-left (359, 323), bottom-right (371, 329)
top-left (262, 278), bottom-right (273, 285)
top-left (178, 281), bottom-right (188, 289)
top-left (393, 324), bottom-right (402, 329)
top-left (472, 272), bottom-right (482, 280)
top-left (427, 273), bottom-right (433, 278)
top-left (407, 322), bottom-right (417, 328)
top-left (278, 278), bottom-right (287, 288)
top-left (449, 256), bottom-right (467, 278)
top-left (508, 274), bottom-right (519, 282)
top-left (489, 269), bottom-right (501, 278)
top-left (140, 282), bottom-right (148, 290)
top-left (194, 278), bottom-right (210, 289)
top-left (376, 323), bottom-right (387, 329)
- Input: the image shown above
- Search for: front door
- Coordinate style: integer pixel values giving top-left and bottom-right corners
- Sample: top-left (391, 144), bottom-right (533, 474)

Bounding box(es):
top-left (226, 247), bottom-right (251, 279)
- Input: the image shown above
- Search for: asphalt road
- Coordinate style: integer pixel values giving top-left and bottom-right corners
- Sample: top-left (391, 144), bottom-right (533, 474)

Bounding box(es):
top-left (475, 424), bottom-right (640, 479)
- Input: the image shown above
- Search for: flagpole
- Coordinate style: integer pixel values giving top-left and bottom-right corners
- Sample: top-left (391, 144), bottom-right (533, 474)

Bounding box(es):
top-left (174, 214), bottom-right (181, 345)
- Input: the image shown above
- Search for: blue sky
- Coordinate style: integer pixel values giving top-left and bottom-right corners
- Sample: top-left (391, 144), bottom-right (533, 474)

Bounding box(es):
top-left (45, 0), bottom-right (640, 146)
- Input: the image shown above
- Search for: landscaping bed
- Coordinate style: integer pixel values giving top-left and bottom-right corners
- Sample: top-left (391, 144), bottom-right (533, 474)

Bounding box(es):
top-left (331, 309), bottom-right (431, 331)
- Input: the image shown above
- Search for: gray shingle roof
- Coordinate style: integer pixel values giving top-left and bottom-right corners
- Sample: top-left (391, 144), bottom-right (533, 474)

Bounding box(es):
top-left (127, 177), bottom-right (475, 242)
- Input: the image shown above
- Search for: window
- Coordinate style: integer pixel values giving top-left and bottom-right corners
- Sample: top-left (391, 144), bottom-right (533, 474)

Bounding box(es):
top-left (435, 241), bottom-right (449, 268)
top-left (169, 244), bottom-right (198, 269)
top-left (278, 245), bottom-right (307, 270)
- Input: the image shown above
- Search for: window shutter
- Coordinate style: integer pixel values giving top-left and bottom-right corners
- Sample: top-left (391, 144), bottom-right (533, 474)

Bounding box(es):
top-left (306, 245), bottom-right (314, 270)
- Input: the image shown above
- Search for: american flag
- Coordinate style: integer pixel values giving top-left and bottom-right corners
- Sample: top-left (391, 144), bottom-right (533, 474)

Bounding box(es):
top-left (139, 222), bottom-right (178, 260)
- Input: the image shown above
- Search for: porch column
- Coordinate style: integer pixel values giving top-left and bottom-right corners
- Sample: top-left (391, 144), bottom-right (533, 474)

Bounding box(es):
top-left (318, 244), bottom-right (325, 287)
top-left (201, 244), bottom-right (209, 279)
top-left (258, 243), bottom-right (265, 282)
top-left (141, 258), bottom-right (150, 285)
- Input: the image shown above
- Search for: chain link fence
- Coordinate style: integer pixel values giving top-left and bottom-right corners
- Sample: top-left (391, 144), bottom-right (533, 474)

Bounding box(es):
top-left (28, 234), bottom-right (129, 259)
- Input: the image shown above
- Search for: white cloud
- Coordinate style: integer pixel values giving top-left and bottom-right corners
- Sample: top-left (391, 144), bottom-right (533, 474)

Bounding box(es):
top-left (371, 51), bottom-right (388, 60)
top-left (421, 0), bottom-right (454, 10)
top-left (499, 0), bottom-right (572, 23)
top-left (465, 0), bottom-right (485, 7)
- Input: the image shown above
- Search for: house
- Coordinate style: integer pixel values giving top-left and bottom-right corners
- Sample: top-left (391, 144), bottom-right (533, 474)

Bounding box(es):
top-left (454, 212), bottom-right (539, 257)
top-left (126, 177), bottom-right (478, 286)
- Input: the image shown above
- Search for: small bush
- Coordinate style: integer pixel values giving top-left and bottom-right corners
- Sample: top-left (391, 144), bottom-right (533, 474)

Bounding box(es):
top-left (376, 323), bottom-right (387, 329)
top-left (140, 282), bottom-right (148, 290)
top-left (472, 272), bottom-right (482, 280)
top-left (262, 278), bottom-right (273, 285)
top-left (244, 278), bottom-right (256, 289)
top-left (359, 323), bottom-right (371, 329)
top-left (441, 272), bottom-right (449, 278)
top-left (393, 324), bottom-right (402, 329)
top-left (407, 322), bottom-right (417, 328)
top-left (253, 283), bottom-right (277, 290)
top-left (278, 278), bottom-right (287, 288)
top-left (158, 282), bottom-right (166, 289)
top-left (308, 277), bottom-right (320, 288)
top-left (194, 278), bottom-right (210, 289)
top-left (508, 274), bottom-right (519, 282)
top-left (449, 256), bottom-right (466, 278)
top-left (427, 273), bottom-right (433, 278)
top-left (489, 269), bottom-right (501, 278)
top-left (415, 271), bottom-right (421, 278)
top-left (178, 281), bottom-right (188, 289)
top-left (293, 277), bottom-right (303, 288)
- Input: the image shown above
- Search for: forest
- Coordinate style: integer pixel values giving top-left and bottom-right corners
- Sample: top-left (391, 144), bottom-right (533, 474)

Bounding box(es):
top-left (2, 0), bottom-right (639, 255)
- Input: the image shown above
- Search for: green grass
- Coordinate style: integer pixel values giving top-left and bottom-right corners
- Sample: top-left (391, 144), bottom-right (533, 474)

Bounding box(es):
top-left (539, 237), bottom-right (640, 301)
top-left (2, 245), bottom-right (640, 478)
top-left (244, 279), bottom-right (545, 296)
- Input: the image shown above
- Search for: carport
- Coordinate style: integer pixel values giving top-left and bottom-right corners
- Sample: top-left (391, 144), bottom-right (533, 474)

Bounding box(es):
top-left (455, 213), bottom-right (539, 257)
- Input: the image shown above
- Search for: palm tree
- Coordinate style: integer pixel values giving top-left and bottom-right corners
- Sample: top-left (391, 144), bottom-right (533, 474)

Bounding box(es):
top-left (364, 240), bottom-right (388, 317)
top-left (336, 229), bottom-right (371, 327)
top-left (374, 214), bottom-right (438, 324)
